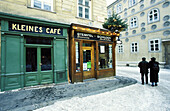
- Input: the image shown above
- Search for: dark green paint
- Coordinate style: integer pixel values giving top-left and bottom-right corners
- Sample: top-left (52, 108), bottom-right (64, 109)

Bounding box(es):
top-left (0, 12), bottom-right (69, 91)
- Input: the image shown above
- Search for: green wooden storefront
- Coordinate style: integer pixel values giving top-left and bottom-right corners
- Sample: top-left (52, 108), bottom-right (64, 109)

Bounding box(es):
top-left (0, 12), bottom-right (69, 91)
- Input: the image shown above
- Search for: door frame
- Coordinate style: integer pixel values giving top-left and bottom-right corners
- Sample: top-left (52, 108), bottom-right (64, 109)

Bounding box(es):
top-left (24, 42), bottom-right (53, 86)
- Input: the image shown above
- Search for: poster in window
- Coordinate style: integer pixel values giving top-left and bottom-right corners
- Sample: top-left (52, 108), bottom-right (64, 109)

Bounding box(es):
top-left (100, 46), bottom-right (105, 53)
top-left (83, 63), bottom-right (87, 71)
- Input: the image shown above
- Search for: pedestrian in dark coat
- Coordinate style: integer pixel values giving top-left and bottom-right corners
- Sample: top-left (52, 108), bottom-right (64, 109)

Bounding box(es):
top-left (138, 57), bottom-right (149, 85)
top-left (149, 57), bottom-right (160, 86)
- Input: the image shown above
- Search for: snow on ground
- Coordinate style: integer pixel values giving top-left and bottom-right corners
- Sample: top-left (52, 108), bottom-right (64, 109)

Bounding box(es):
top-left (35, 66), bottom-right (170, 111)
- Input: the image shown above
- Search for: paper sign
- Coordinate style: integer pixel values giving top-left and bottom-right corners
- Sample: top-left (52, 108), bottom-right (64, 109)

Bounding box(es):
top-left (83, 63), bottom-right (87, 71)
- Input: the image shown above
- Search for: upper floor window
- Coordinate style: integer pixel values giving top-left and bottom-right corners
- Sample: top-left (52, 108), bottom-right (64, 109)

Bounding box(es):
top-left (129, 0), bottom-right (136, 7)
top-left (118, 45), bottom-right (124, 53)
top-left (130, 17), bottom-right (138, 28)
top-left (107, 9), bottom-right (112, 18)
top-left (149, 39), bottom-right (160, 52)
top-left (148, 9), bottom-right (159, 23)
top-left (116, 3), bottom-right (122, 13)
top-left (131, 42), bottom-right (138, 53)
top-left (31, 0), bottom-right (53, 11)
top-left (78, 0), bottom-right (91, 19)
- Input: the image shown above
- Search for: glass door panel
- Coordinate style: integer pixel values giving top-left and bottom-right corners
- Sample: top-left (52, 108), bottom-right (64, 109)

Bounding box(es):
top-left (26, 48), bottom-right (37, 72)
top-left (83, 50), bottom-right (91, 71)
top-left (41, 48), bottom-right (52, 71)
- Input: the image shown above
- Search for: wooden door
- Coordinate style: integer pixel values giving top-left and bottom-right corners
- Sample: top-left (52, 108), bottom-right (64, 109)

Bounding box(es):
top-left (82, 43), bottom-right (95, 80)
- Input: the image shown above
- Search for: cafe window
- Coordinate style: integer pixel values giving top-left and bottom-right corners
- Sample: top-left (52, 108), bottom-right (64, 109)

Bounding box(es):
top-left (76, 42), bottom-right (81, 72)
top-left (78, 0), bottom-right (91, 19)
top-left (31, 0), bottom-right (53, 11)
top-left (98, 43), bottom-right (112, 70)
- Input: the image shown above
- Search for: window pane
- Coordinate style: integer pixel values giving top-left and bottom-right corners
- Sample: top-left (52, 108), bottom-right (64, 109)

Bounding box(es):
top-left (79, 0), bottom-right (83, 4)
top-left (99, 43), bottom-right (111, 69)
top-left (85, 8), bottom-right (89, 19)
top-left (26, 48), bottom-right (37, 72)
top-left (41, 48), bottom-right (52, 71)
top-left (85, 0), bottom-right (89, 6)
top-left (83, 50), bottom-right (91, 71)
top-left (44, 4), bottom-right (51, 11)
top-left (155, 40), bottom-right (158, 43)
top-left (76, 42), bottom-right (80, 72)
top-left (79, 6), bottom-right (83, 17)
top-left (34, 0), bottom-right (41, 8)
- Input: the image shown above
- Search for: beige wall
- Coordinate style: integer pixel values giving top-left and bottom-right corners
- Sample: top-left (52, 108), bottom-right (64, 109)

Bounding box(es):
top-left (0, 0), bottom-right (107, 28)
top-left (108, 0), bottom-right (170, 65)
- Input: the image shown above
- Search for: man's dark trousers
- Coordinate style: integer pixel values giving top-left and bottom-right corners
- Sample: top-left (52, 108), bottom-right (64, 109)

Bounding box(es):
top-left (141, 73), bottom-right (148, 84)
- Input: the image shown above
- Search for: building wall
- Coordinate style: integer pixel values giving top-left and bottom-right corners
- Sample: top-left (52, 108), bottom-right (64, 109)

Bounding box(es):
top-left (108, 0), bottom-right (170, 66)
top-left (0, 0), bottom-right (107, 28)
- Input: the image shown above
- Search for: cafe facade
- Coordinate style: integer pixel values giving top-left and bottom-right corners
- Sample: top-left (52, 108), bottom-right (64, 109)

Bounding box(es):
top-left (69, 24), bottom-right (117, 82)
top-left (0, 12), bottom-right (69, 91)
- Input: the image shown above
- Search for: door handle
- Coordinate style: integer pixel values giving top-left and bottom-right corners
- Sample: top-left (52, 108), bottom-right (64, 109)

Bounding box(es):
top-left (39, 63), bottom-right (42, 66)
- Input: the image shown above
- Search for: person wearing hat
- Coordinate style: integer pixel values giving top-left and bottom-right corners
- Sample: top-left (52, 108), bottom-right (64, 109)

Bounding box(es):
top-left (149, 57), bottom-right (160, 86)
top-left (138, 57), bottom-right (149, 85)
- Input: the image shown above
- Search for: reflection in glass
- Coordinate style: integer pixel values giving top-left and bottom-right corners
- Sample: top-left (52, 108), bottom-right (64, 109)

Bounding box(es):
top-left (41, 48), bottom-right (52, 71)
top-left (26, 48), bottom-right (37, 72)
top-left (26, 37), bottom-right (51, 45)
top-left (83, 50), bottom-right (91, 71)
top-left (76, 42), bottom-right (81, 72)
top-left (98, 43), bottom-right (112, 69)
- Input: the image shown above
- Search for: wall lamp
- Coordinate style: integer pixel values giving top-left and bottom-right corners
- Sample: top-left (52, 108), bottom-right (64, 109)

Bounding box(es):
top-left (116, 36), bottom-right (122, 44)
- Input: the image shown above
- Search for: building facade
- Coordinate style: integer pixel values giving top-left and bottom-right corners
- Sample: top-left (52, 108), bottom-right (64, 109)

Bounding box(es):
top-left (0, 0), bottom-right (112, 91)
top-left (108, 0), bottom-right (170, 68)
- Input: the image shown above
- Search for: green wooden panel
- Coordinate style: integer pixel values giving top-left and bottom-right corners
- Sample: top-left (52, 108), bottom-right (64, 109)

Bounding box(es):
top-left (40, 71), bottom-right (53, 84)
top-left (6, 36), bottom-right (20, 73)
top-left (4, 75), bottom-right (21, 91)
top-left (54, 39), bottom-right (67, 83)
top-left (25, 73), bottom-right (39, 86)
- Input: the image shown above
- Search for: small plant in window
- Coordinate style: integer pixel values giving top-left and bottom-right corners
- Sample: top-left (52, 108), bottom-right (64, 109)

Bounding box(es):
top-left (103, 12), bottom-right (128, 32)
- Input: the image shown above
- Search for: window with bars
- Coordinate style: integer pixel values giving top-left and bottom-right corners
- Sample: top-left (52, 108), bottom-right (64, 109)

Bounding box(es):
top-left (148, 9), bottom-right (159, 23)
top-left (130, 17), bottom-right (138, 28)
top-left (78, 0), bottom-right (91, 19)
top-left (118, 45), bottom-right (123, 53)
top-left (131, 42), bottom-right (138, 53)
top-left (129, 0), bottom-right (136, 7)
top-left (116, 3), bottom-right (122, 13)
top-left (31, 0), bottom-right (53, 11)
top-left (149, 39), bottom-right (160, 52)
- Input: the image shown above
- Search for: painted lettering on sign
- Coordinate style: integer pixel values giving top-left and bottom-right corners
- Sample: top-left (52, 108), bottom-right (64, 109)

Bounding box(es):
top-left (9, 22), bottom-right (63, 35)
top-left (75, 32), bottom-right (113, 42)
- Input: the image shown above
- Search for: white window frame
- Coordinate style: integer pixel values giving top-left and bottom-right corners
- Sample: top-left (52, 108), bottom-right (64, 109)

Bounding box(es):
top-left (129, 0), bottom-right (137, 7)
top-left (31, 0), bottom-right (53, 11)
top-left (118, 44), bottom-right (124, 53)
top-left (130, 17), bottom-right (138, 28)
top-left (149, 39), bottom-right (161, 52)
top-left (131, 42), bottom-right (138, 53)
top-left (77, 0), bottom-right (91, 20)
top-left (148, 9), bottom-right (159, 23)
top-left (116, 3), bottom-right (122, 13)
top-left (107, 9), bottom-right (112, 18)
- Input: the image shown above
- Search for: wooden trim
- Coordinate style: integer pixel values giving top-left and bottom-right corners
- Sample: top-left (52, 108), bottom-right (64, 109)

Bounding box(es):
top-left (96, 41), bottom-right (99, 79)
top-left (80, 40), bottom-right (83, 82)
top-left (71, 30), bottom-right (75, 82)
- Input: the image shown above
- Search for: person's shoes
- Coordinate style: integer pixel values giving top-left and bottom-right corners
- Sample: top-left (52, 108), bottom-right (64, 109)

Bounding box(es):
top-left (155, 83), bottom-right (158, 86)
top-left (142, 83), bottom-right (144, 85)
top-left (151, 84), bottom-right (154, 87)
top-left (146, 82), bottom-right (148, 84)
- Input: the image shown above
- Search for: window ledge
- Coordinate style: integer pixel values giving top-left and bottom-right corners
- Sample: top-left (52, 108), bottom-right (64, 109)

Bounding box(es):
top-left (76, 16), bottom-right (93, 22)
top-left (148, 20), bottom-right (160, 25)
top-left (27, 6), bottom-right (56, 14)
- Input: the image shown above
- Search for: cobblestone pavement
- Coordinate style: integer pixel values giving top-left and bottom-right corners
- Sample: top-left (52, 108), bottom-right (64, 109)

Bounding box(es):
top-left (0, 76), bottom-right (137, 111)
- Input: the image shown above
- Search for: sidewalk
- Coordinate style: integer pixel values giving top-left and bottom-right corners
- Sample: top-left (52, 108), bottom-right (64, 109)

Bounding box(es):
top-left (0, 76), bottom-right (137, 111)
